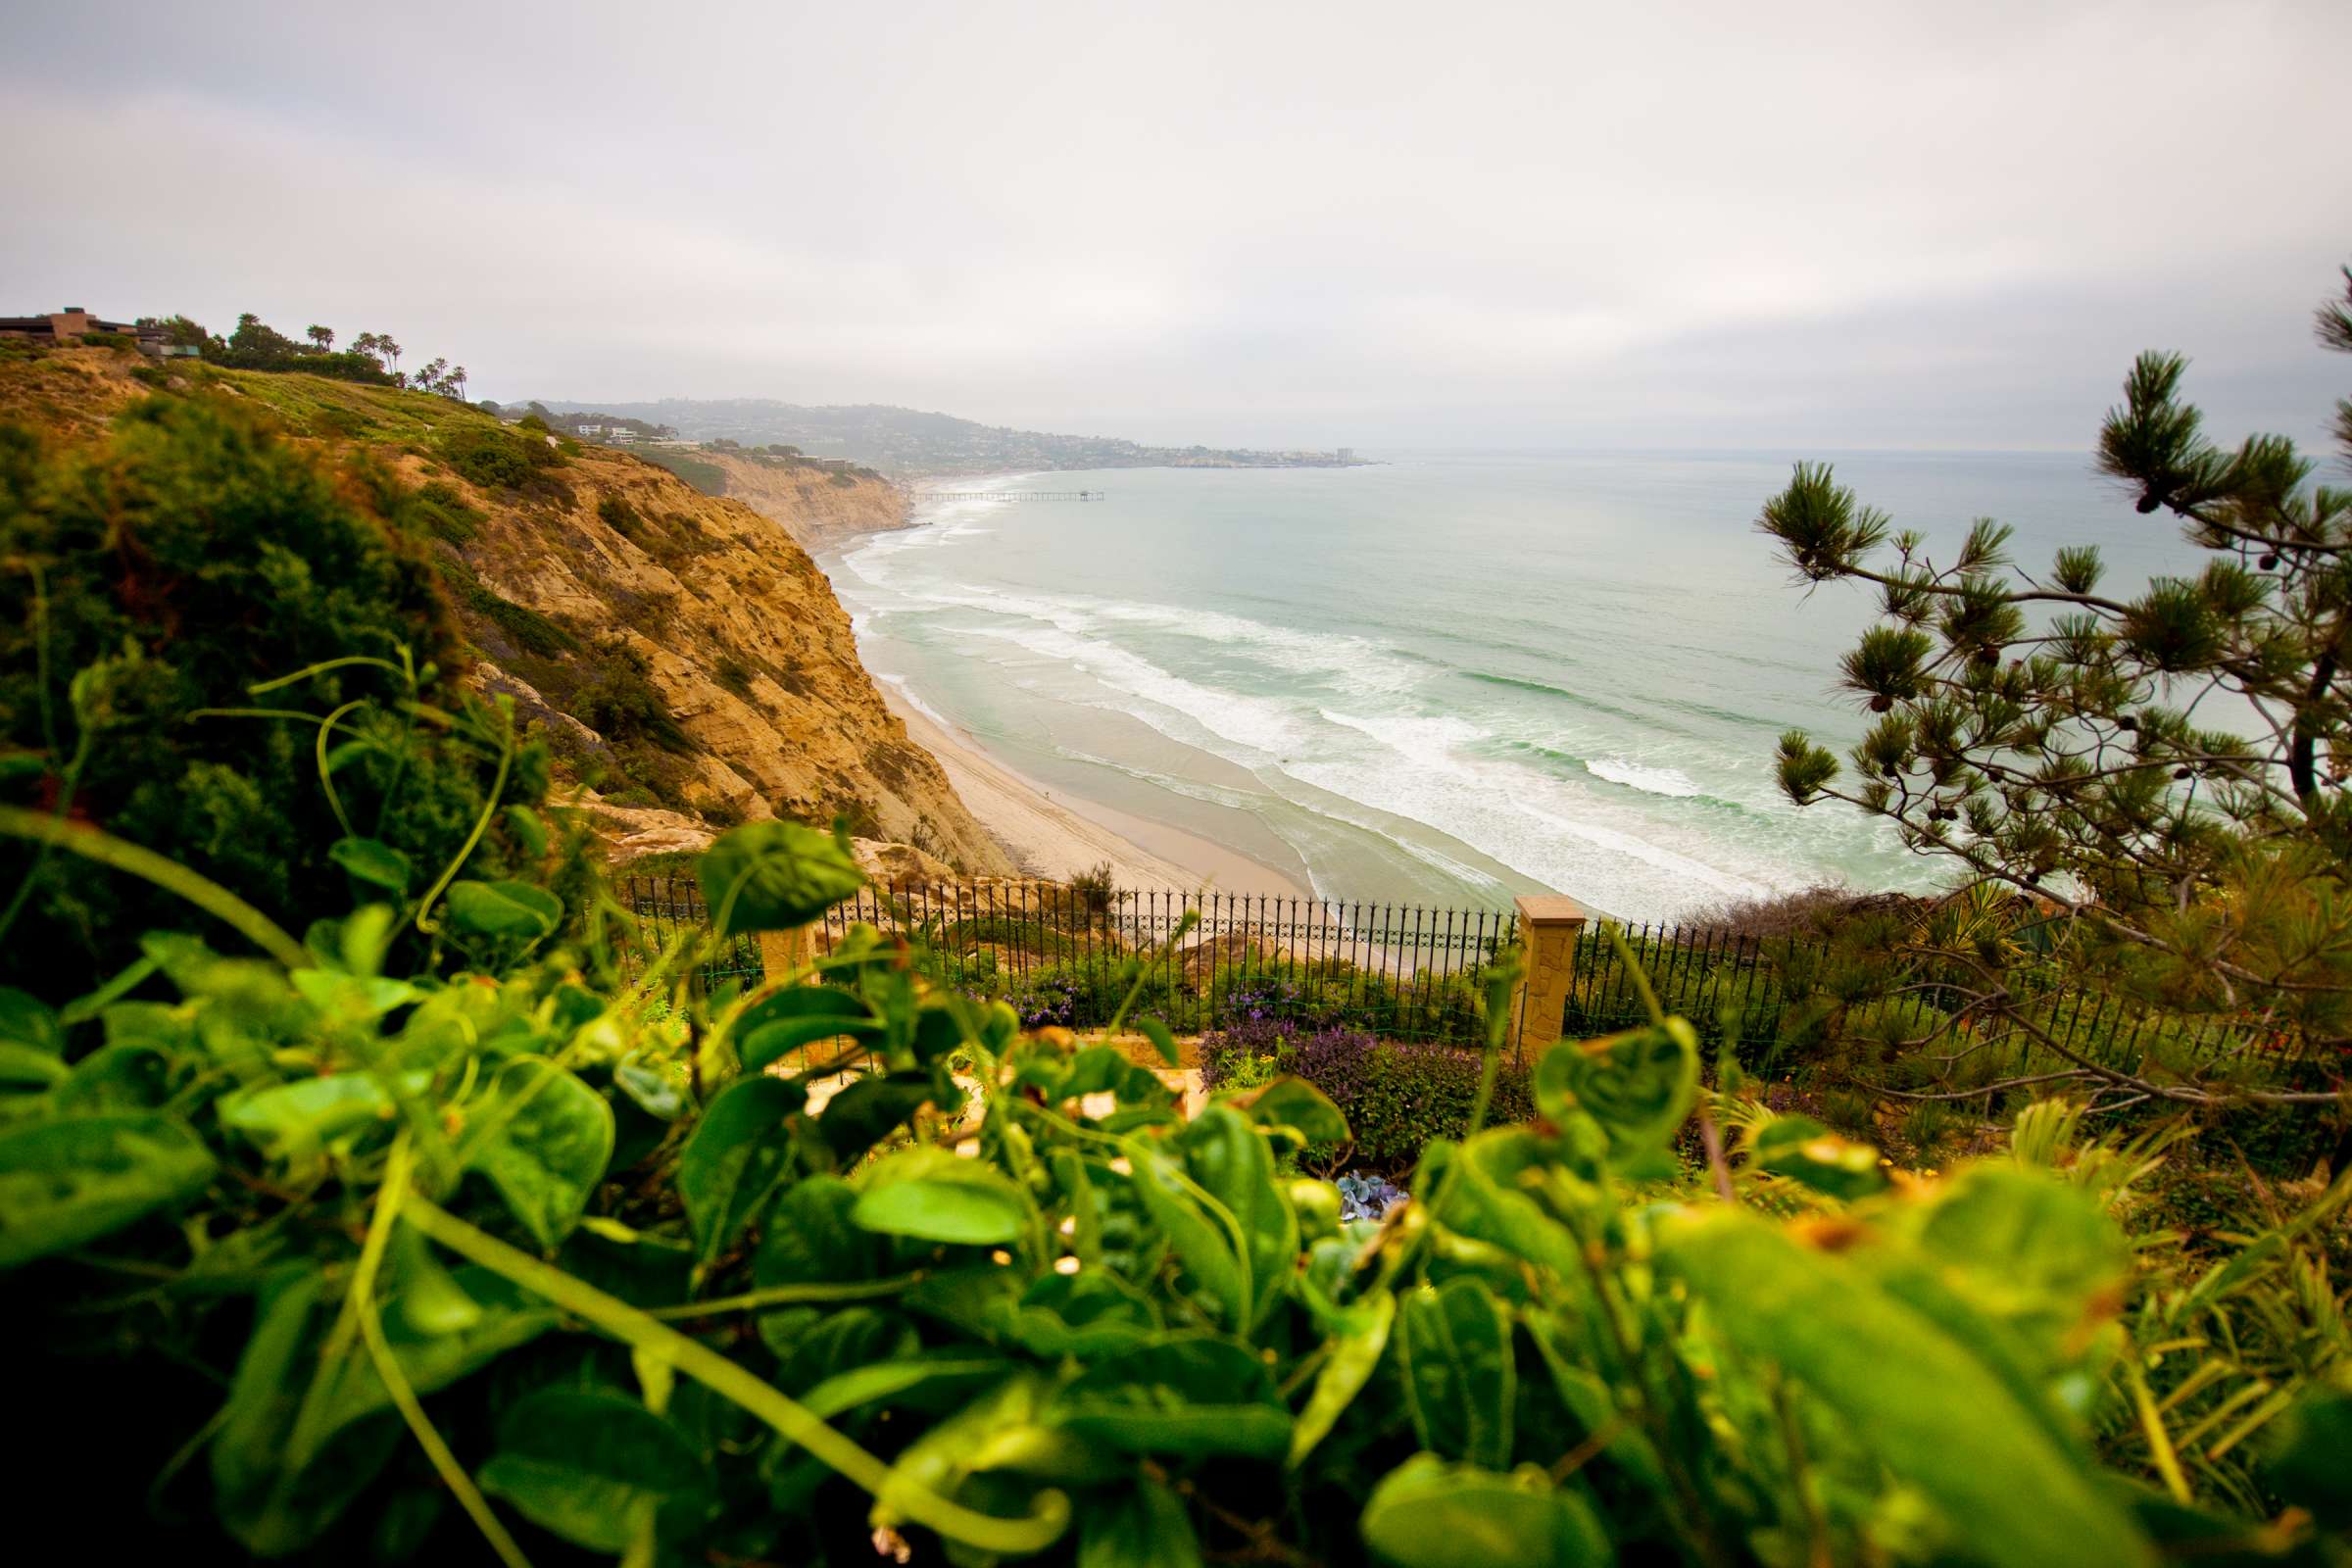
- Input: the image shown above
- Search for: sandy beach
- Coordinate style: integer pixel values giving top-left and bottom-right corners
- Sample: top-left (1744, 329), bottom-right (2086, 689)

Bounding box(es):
top-left (883, 689), bottom-right (1309, 897)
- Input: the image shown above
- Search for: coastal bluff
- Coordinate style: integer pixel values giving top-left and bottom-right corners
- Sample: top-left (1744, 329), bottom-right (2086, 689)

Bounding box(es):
top-left (0, 345), bottom-right (1010, 874)
top-left (692, 445), bottom-right (917, 548)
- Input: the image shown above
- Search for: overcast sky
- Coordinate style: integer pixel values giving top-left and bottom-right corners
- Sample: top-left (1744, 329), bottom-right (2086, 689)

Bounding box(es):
top-left (5, 0), bottom-right (2346, 450)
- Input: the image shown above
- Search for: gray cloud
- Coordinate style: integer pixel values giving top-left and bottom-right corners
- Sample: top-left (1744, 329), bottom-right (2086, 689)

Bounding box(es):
top-left (4, 0), bottom-right (2344, 449)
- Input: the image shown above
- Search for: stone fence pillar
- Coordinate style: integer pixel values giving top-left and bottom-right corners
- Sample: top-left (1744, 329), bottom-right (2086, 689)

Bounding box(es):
top-left (757, 925), bottom-right (814, 987)
top-left (1510, 895), bottom-right (1589, 1063)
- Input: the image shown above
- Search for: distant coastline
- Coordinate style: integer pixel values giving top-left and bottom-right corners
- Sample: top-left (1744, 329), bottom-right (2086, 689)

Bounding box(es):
top-left (531, 394), bottom-right (1373, 479)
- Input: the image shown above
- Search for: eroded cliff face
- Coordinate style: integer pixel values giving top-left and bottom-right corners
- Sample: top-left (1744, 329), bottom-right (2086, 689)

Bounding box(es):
top-left (3, 349), bottom-right (1011, 874)
top-left (696, 450), bottom-right (915, 548)
top-left (431, 446), bottom-right (1008, 872)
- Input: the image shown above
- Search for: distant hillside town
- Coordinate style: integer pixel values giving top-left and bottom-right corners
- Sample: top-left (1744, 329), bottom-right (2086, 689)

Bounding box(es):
top-left (527, 396), bottom-right (1373, 478)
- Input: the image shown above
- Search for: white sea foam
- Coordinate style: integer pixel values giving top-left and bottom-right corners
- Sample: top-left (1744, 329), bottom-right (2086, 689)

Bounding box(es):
top-left (890, 578), bottom-right (1799, 915)
top-left (957, 622), bottom-right (1310, 759)
top-left (1585, 759), bottom-right (1704, 798)
top-left (875, 672), bottom-right (956, 730)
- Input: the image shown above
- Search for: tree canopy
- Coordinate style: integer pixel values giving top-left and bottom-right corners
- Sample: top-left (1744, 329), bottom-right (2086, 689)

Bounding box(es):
top-left (1762, 263), bottom-right (2352, 1116)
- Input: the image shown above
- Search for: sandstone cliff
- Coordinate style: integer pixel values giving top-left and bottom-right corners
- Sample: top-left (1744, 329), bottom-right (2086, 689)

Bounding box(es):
top-left (2, 347), bottom-right (1012, 874)
top-left (694, 448), bottom-right (918, 549)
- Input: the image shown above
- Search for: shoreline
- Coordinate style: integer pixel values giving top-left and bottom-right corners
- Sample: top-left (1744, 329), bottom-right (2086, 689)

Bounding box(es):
top-left (881, 688), bottom-right (1311, 899)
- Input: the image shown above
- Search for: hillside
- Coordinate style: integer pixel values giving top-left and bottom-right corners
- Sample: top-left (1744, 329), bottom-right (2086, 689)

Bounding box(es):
top-left (534, 396), bottom-right (1370, 477)
top-left (0, 343), bottom-right (1012, 871)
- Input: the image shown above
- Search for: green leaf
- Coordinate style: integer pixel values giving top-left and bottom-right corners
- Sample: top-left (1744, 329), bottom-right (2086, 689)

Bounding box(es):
top-left (381, 1225), bottom-right (483, 1337)
top-left (328, 835), bottom-right (412, 895)
top-left (2265, 1385), bottom-right (2352, 1529)
top-left (1124, 1138), bottom-right (1248, 1328)
top-left (1532, 1018), bottom-right (1697, 1159)
top-left (733, 984), bottom-right (877, 1072)
top-left (1359, 1453), bottom-right (1607, 1568)
top-left (853, 1146), bottom-right (1036, 1247)
top-left (0, 1043), bottom-right (67, 1090)
top-left (317, 1265), bottom-right (561, 1435)
top-left (1176, 1104), bottom-right (1296, 1335)
top-left (1747, 1114), bottom-right (1888, 1200)
top-left (1078, 1477), bottom-right (1201, 1568)
top-left (753, 1175), bottom-right (891, 1353)
top-left (1291, 1288), bottom-right (1395, 1467)
top-left (817, 1071), bottom-right (939, 1162)
top-left (503, 804), bottom-right (549, 859)
top-left (211, 1273), bottom-right (401, 1555)
top-left (677, 1075), bottom-right (803, 1264)
top-left (477, 1389), bottom-right (710, 1553)
top-left (220, 1071), bottom-right (428, 1164)
top-left (0, 987), bottom-right (64, 1057)
top-left (996, 1269), bottom-right (1161, 1359)
top-left (796, 1350), bottom-right (1011, 1425)
top-left (612, 1052), bottom-right (686, 1120)
top-left (473, 1061), bottom-right (614, 1250)
top-left (0, 1111), bottom-right (216, 1266)
top-left (755, 1175), bottom-right (885, 1285)
top-left (289, 968), bottom-right (417, 1020)
top-left (1135, 1016), bottom-right (1180, 1068)
top-left (1233, 1074), bottom-right (1351, 1146)
top-left (1423, 1129), bottom-right (1591, 1280)
top-left (212, 1266), bottom-right (558, 1555)
top-left (1662, 1207), bottom-right (2154, 1568)
top-left (1525, 1310), bottom-right (1668, 1500)
top-left (54, 1042), bottom-right (173, 1112)
top-left (1396, 1277), bottom-right (1515, 1468)
top-left (444, 878), bottom-right (562, 942)
top-left (870, 1373), bottom-right (1061, 1535)
top-left (696, 820), bottom-right (864, 936)
top-left (741, 1013), bottom-right (881, 1075)
top-left (1911, 1163), bottom-right (2130, 1328)
top-left (1051, 1336), bottom-right (1293, 1460)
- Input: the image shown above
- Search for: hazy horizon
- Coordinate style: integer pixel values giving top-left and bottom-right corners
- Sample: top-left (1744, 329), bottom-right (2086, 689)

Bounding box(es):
top-left (5, 0), bottom-right (2346, 453)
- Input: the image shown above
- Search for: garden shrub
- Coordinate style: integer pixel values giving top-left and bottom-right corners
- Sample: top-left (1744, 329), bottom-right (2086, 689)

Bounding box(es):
top-left (1201, 1020), bottom-right (1533, 1172)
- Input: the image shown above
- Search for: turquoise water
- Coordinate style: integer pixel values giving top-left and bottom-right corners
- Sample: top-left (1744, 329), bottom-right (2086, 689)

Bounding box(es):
top-left (824, 451), bottom-right (2189, 920)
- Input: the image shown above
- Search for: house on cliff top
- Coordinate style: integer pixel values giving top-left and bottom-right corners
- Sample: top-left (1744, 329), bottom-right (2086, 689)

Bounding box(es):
top-left (0, 308), bottom-right (189, 357)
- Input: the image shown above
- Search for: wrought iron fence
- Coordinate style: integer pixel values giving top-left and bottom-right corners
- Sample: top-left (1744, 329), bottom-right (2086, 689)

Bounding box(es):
top-left (620, 877), bottom-right (1519, 1044)
top-left (819, 885), bottom-right (1521, 1044)
top-left (1562, 916), bottom-right (2262, 1083)
top-left (617, 878), bottom-right (2271, 1078)
top-left (1561, 921), bottom-right (1790, 1047)
top-left (617, 874), bottom-right (763, 991)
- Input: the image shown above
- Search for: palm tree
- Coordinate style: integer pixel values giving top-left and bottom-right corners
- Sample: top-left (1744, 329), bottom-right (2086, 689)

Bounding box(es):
top-left (305, 324), bottom-right (333, 353)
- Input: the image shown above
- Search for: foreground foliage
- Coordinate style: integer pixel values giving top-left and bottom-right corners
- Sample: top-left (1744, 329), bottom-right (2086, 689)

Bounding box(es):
top-left (2, 810), bottom-right (2346, 1566)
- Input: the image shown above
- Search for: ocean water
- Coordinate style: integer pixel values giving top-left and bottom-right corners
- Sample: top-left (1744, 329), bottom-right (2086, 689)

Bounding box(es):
top-left (823, 451), bottom-right (2191, 920)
